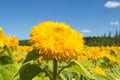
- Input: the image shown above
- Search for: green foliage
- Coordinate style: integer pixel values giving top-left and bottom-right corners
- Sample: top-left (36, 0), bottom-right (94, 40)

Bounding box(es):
top-left (1, 44), bottom-right (120, 80)
top-left (94, 74), bottom-right (110, 80)
top-left (19, 40), bottom-right (29, 46)
top-left (23, 50), bottom-right (40, 63)
top-left (17, 51), bottom-right (26, 59)
top-left (0, 64), bottom-right (19, 80)
top-left (84, 30), bottom-right (120, 46)
top-left (70, 60), bottom-right (96, 80)
top-left (0, 56), bottom-right (14, 65)
top-left (19, 63), bottom-right (42, 80)
top-left (33, 75), bottom-right (50, 80)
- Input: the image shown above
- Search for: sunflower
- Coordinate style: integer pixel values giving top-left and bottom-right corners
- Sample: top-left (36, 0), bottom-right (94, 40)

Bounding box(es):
top-left (8, 36), bottom-right (19, 48)
top-left (94, 66), bottom-right (106, 76)
top-left (87, 47), bottom-right (105, 60)
top-left (30, 21), bottom-right (84, 61)
top-left (0, 27), bottom-right (10, 48)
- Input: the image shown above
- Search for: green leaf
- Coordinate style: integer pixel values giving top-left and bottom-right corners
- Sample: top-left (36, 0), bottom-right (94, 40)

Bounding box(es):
top-left (58, 73), bottom-right (67, 80)
top-left (19, 63), bottom-right (42, 80)
top-left (23, 50), bottom-right (40, 63)
top-left (63, 71), bottom-right (76, 80)
top-left (17, 51), bottom-right (26, 58)
top-left (0, 56), bottom-right (14, 65)
top-left (33, 73), bottom-right (50, 80)
top-left (105, 69), bottom-right (116, 80)
top-left (106, 73), bottom-right (116, 80)
top-left (0, 64), bottom-right (19, 80)
top-left (0, 73), bottom-right (4, 80)
top-left (5, 46), bottom-right (17, 63)
top-left (94, 74), bottom-right (110, 80)
top-left (33, 76), bottom-right (50, 80)
top-left (70, 60), bottom-right (96, 80)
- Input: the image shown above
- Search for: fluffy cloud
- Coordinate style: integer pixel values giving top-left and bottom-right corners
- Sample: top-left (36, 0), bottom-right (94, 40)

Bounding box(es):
top-left (110, 21), bottom-right (120, 26)
top-left (81, 29), bottom-right (91, 33)
top-left (104, 1), bottom-right (120, 8)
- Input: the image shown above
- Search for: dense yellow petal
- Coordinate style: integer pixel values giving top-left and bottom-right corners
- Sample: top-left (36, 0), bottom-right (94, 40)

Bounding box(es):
top-left (94, 66), bottom-right (106, 76)
top-left (30, 21), bottom-right (84, 61)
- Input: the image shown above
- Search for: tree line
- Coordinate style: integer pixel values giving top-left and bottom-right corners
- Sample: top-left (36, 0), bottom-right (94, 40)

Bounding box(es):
top-left (84, 30), bottom-right (120, 46)
top-left (19, 30), bottom-right (120, 46)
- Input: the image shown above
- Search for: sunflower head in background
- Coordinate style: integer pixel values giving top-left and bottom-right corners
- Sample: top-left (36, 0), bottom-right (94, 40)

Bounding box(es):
top-left (0, 27), bottom-right (10, 48)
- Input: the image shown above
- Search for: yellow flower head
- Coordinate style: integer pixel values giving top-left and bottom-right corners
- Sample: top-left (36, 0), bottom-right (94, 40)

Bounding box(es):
top-left (30, 21), bottom-right (84, 61)
top-left (0, 27), bottom-right (3, 31)
top-left (0, 27), bottom-right (10, 48)
top-left (94, 66), bottom-right (106, 76)
top-left (105, 53), bottom-right (117, 62)
top-left (0, 27), bottom-right (7, 38)
top-left (8, 36), bottom-right (19, 48)
top-left (18, 46), bottom-right (33, 54)
top-left (16, 56), bottom-right (23, 62)
top-left (0, 40), bottom-right (4, 48)
top-left (87, 47), bottom-right (104, 60)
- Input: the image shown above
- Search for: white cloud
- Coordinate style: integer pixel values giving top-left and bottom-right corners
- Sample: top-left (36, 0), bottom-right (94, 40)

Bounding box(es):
top-left (81, 29), bottom-right (91, 33)
top-left (104, 1), bottom-right (120, 8)
top-left (110, 21), bottom-right (120, 26)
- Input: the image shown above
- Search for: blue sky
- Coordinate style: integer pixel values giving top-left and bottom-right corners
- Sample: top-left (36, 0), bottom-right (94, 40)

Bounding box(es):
top-left (0, 0), bottom-right (120, 40)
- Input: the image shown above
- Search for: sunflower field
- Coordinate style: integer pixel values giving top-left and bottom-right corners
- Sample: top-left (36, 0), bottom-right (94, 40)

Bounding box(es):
top-left (0, 21), bottom-right (120, 80)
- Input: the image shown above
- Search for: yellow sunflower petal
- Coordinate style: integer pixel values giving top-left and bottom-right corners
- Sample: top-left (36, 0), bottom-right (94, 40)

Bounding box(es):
top-left (30, 21), bottom-right (84, 61)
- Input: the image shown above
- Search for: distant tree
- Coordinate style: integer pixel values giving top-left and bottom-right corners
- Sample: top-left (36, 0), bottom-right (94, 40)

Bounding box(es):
top-left (84, 30), bottom-right (120, 46)
top-left (19, 40), bottom-right (29, 46)
top-left (115, 30), bottom-right (119, 38)
top-left (108, 31), bottom-right (111, 38)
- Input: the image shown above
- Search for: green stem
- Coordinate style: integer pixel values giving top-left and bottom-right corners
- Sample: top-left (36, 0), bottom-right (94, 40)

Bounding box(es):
top-left (53, 58), bottom-right (58, 80)
top-left (6, 47), bottom-right (17, 64)
top-left (43, 69), bottom-right (52, 80)
top-left (57, 64), bottom-right (70, 76)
